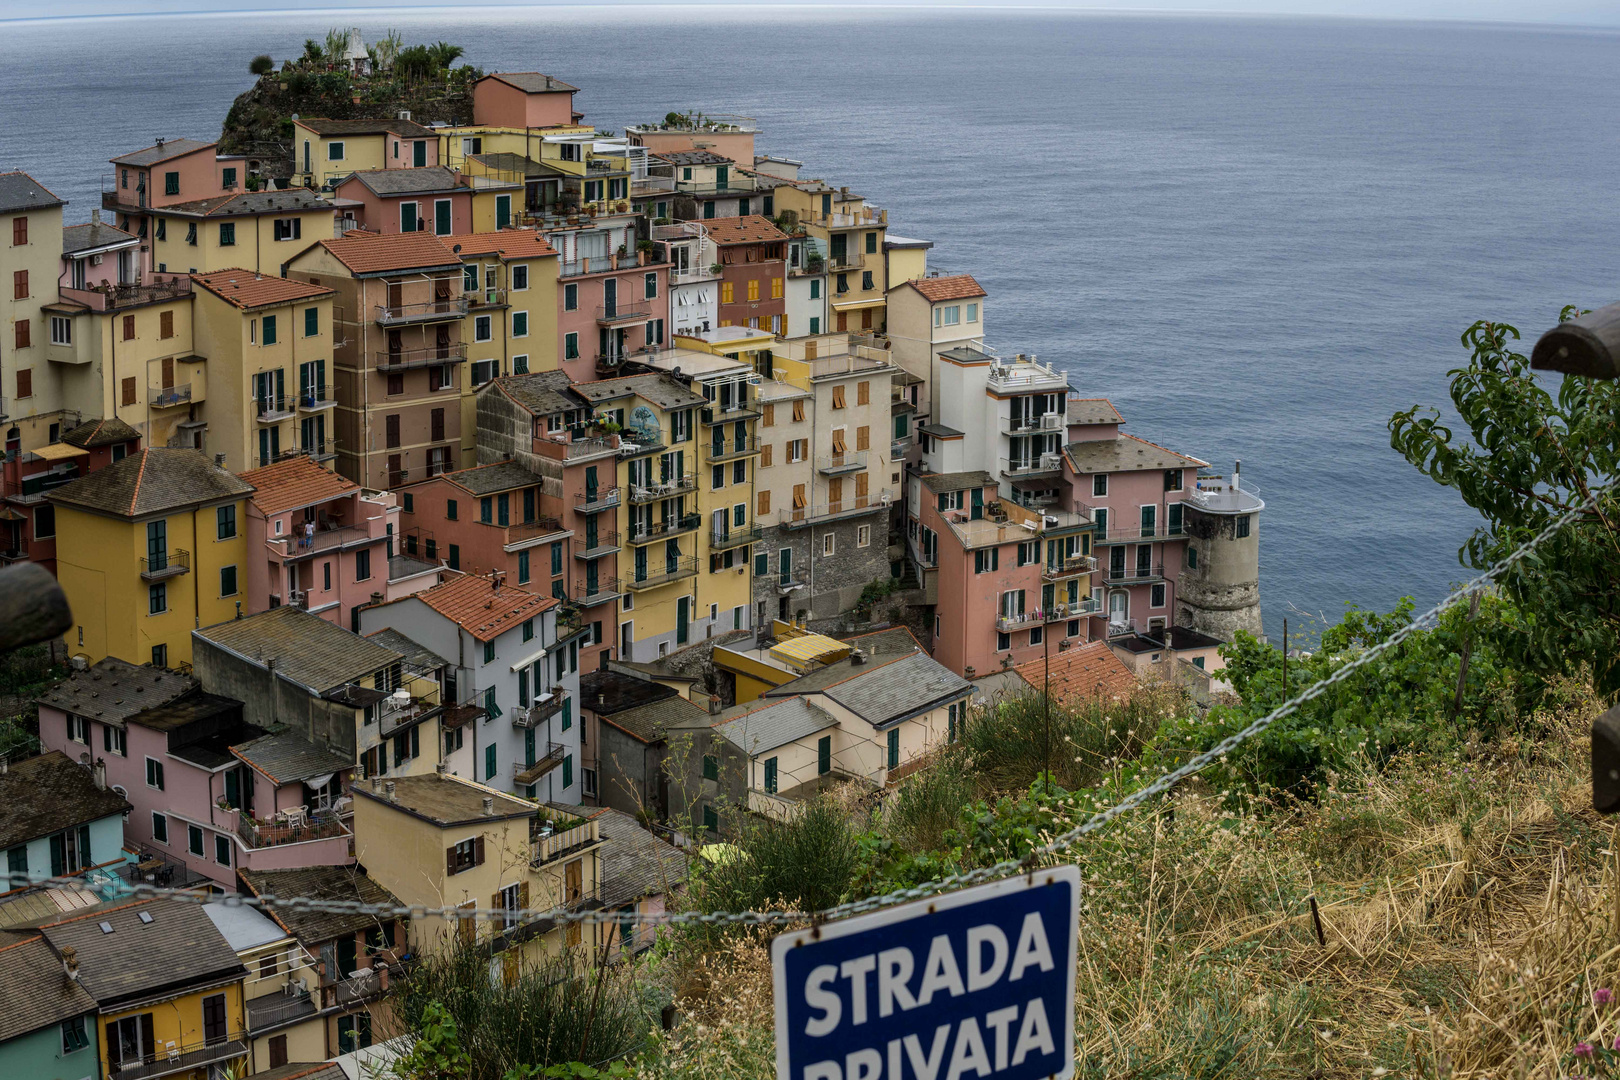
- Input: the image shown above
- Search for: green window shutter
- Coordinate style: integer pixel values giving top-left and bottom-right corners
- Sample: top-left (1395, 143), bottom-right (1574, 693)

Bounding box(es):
top-left (703, 805), bottom-right (718, 831)
top-left (887, 728), bottom-right (900, 770)
top-left (262, 314), bottom-right (276, 345)
top-left (764, 757), bottom-right (778, 794)
top-left (485, 743), bottom-right (497, 780)
top-left (817, 736), bottom-right (831, 775)
top-left (518, 550), bottom-right (530, 584)
top-left (561, 699), bottom-right (571, 730)
top-left (483, 641), bottom-right (495, 663)
top-left (866, 231), bottom-right (878, 254)
top-left (703, 755), bottom-right (718, 781)
top-left (305, 307), bottom-right (318, 336)
top-left (562, 754), bottom-right (573, 789)
top-left (49, 833), bottom-right (65, 876)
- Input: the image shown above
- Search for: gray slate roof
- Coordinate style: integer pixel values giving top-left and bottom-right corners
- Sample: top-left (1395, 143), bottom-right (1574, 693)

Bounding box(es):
top-left (822, 649), bottom-right (971, 730)
top-left (919, 470), bottom-right (994, 494)
top-left (713, 697), bottom-right (836, 754)
top-left (0, 934), bottom-right (99, 1042)
top-left (469, 153), bottom-right (567, 179)
top-left (580, 669), bottom-right (675, 715)
top-left (36, 657), bottom-right (198, 726)
top-left (48, 448), bottom-right (254, 520)
top-left (917, 423), bottom-right (964, 438)
top-left (443, 460), bottom-right (545, 496)
top-left (363, 627), bottom-right (449, 672)
top-left (231, 730), bottom-right (352, 785)
top-left (344, 166), bottom-right (462, 196)
top-left (653, 150), bottom-right (732, 167)
top-left (238, 866), bottom-right (403, 946)
top-left (574, 374), bottom-right (706, 411)
top-left (1065, 399), bottom-right (1124, 426)
top-left (763, 627), bottom-right (922, 697)
top-left (594, 808), bottom-right (687, 908)
top-left (0, 751), bottom-right (131, 850)
top-left (39, 900), bottom-right (245, 1010)
top-left (111, 138), bottom-right (214, 167)
top-left (62, 416), bottom-right (141, 449)
top-left (62, 220), bottom-right (136, 255)
top-left (600, 694), bottom-right (706, 744)
top-left (155, 189), bottom-right (331, 218)
top-left (194, 606), bottom-right (401, 694)
top-left (1063, 434), bottom-right (1206, 474)
top-left (491, 370), bottom-right (581, 417)
top-left (296, 117), bottom-right (437, 138)
top-left (0, 171), bottom-right (64, 214)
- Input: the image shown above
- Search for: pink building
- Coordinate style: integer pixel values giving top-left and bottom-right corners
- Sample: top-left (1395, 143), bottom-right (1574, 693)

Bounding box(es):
top-left (59, 212), bottom-right (139, 290)
top-left (103, 138), bottom-right (237, 268)
top-left (332, 168), bottom-right (474, 236)
top-left (238, 454), bottom-right (400, 630)
top-left (545, 214), bottom-right (669, 381)
top-left (36, 657), bottom-right (354, 892)
top-left (397, 460), bottom-right (572, 594)
top-left (917, 471), bottom-right (1096, 679)
top-left (0, 416), bottom-right (141, 574)
top-left (471, 72), bottom-right (582, 129)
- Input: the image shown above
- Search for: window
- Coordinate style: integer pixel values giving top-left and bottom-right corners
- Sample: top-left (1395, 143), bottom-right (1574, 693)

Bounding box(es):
top-left (5, 844), bottom-right (23, 877)
top-left (11, 269), bottom-right (27, 300)
top-left (564, 332), bottom-right (580, 360)
top-left (1187, 546), bottom-right (1198, 569)
top-left (832, 385), bottom-right (846, 409)
top-left (1151, 583), bottom-right (1166, 607)
top-left (645, 271), bottom-right (658, 299)
top-left (219, 222), bottom-right (236, 247)
top-left (564, 282), bottom-right (579, 310)
top-left (145, 757), bottom-right (165, 790)
top-left (1165, 468), bottom-right (1183, 491)
top-left (216, 504), bottom-right (236, 539)
top-left (974, 548), bottom-right (1000, 574)
top-left (703, 754), bottom-right (719, 781)
top-left (997, 631), bottom-right (1011, 651)
top-left (1029, 627), bottom-right (1043, 646)
top-left (966, 303), bottom-right (978, 322)
top-left (817, 735), bottom-right (832, 775)
top-left (475, 314), bottom-right (492, 342)
top-left (1236, 515), bottom-right (1251, 538)
top-left (822, 532), bottom-right (835, 557)
top-left (304, 306), bottom-right (320, 337)
top-left (49, 316), bottom-right (70, 345)
top-left (446, 499), bottom-right (458, 520)
top-left (215, 835), bottom-right (231, 866)
top-left (447, 836), bottom-right (483, 875)
top-left (268, 1034), bottom-right (289, 1069)
top-left (61, 1017), bottom-right (89, 1056)
top-left (148, 583), bottom-right (167, 615)
top-left (401, 202), bottom-right (420, 232)
top-left (857, 524), bottom-right (871, 548)
top-left (485, 743), bottom-right (497, 780)
top-left (188, 825), bottom-right (205, 856)
top-left (512, 264), bottom-right (529, 290)
top-left (185, 222), bottom-right (197, 246)
top-left (862, 270), bottom-right (874, 291)
top-left (67, 715), bottom-right (88, 744)
top-left (35, 505), bottom-right (54, 539)
top-left (483, 641), bottom-right (496, 664)
top-left (9, 216), bottom-right (24, 247)
top-left (703, 804), bottom-right (718, 832)
top-left (104, 724), bottom-right (126, 757)
top-left (1093, 474), bottom-right (1108, 497)
top-left (352, 547), bottom-right (371, 581)
top-left (711, 464), bottom-right (725, 490)
top-left (262, 314), bottom-right (277, 345)
top-left (164, 171), bottom-right (179, 195)
top-left (887, 728), bottom-right (900, 769)
top-left (512, 311), bottom-right (528, 337)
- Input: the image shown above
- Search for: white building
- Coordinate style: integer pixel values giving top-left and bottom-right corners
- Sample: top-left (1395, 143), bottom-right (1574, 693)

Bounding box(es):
top-left (655, 220), bottom-right (719, 336)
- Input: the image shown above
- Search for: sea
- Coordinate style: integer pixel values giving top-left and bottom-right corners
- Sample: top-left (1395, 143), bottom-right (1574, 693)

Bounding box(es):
top-left (3, 6), bottom-right (1618, 641)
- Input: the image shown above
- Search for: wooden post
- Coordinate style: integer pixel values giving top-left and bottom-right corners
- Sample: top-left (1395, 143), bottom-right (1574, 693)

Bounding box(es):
top-left (1308, 894), bottom-right (1327, 948)
top-left (1452, 592), bottom-right (1481, 717)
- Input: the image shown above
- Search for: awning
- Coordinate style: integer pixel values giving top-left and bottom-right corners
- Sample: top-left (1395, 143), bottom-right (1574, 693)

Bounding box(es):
top-left (509, 645), bottom-right (548, 672)
top-left (32, 443), bottom-right (87, 461)
top-left (769, 633), bottom-right (849, 670)
top-left (304, 772), bottom-right (336, 790)
top-left (830, 297), bottom-right (887, 312)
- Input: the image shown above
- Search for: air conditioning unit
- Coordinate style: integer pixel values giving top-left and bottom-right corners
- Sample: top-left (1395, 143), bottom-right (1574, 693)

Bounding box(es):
top-left (1040, 413), bottom-right (1063, 430)
top-left (90, 254), bottom-right (103, 266)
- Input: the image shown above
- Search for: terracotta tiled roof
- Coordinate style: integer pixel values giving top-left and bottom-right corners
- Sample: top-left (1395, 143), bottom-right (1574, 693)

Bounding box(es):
top-left (408, 572), bottom-right (558, 642)
top-left (239, 455), bottom-right (359, 515)
top-left (48, 448), bottom-right (254, 519)
top-left (907, 274), bottom-right (986, 303)
top-left (446, 229), bottom-right (558, 260)
top-left (191, 269), bottom-right (334, 311)
top-left (1014, 641), bottom-right (1137, 705)
top-left (110, 138), bottom-right (215, 167)
top-left (482, 72), bottom-right (580, 94)
top-left (317, 232), bottom-right (460, 275)
top-left (703, 215), bottom-right (789, 246)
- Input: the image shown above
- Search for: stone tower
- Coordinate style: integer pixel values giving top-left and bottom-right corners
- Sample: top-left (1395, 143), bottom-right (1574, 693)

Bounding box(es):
top-left (1174, 461), bottom-right (1263, 641)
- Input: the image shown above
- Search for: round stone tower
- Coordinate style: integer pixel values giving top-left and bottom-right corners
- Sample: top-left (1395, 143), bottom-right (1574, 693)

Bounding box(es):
top-left (1174, 461), bottom-right (1264, 641)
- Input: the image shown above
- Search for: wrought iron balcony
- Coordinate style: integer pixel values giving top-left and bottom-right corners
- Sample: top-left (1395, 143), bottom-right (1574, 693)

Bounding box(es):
top-left (375, 296), bottom-right (468, 325)
top-left (817, 451), bottom-right (865, 476)
top-left (254, 394), bottom-right (294, 422)
top-left (700, 400), bottom-right (759, 425)
top-left (1101, 563), bottom-right (1166, 584)
top-left (596, 301), bottom-right (653, 324)
top-left (513, 693), bottom-right (567, 730)
top-left (148, 383), bottom-right (191, 408)
top-left (573, 530), bottom-right (621, 559)
top-left (140, 549), bottom-right (190, 580)
top-left (375, 343), bottom-right (468, 372)
top-left (575, 486), bottom-right (621, 512)
top-left (1041, 554), bottom-right (1097, 580)
top-left (514, 740), bottom-right (566, 784)
top-left (627, 513), bottom-right (701, 544)
top-left (710, 523), bottom-right (764, 551)
top-left (572, 576), bottom-right (621, 607)
top-left (625, 556), bottom-right (699, 590)
top-left (707, 435), bottom-right (762, 462)
top-left (628, 475), bottom-right (697, 504)
top-left (297, 383), bottom-right (337, 411)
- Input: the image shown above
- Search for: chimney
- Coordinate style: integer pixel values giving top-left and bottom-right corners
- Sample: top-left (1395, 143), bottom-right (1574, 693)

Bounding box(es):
top-left (482, 796), bottom-right (495, 816)
top-left (214, 453), bottom-right (226, 467)
top-left (435, 761), bottom-right (447, 776)
top-left (1233, 459), bottom-right (1241, 491)
top-left (93, 758), bottom-right (106, 791)
top-left (91, 209), bottom-right (100, 225)
top-left (61, 945), bottom-right (79, 982)
top-left (384, 780), bottom-right (396, 802)
top-left (707, 694), bottom-right (721, 716)
top-left (964, 666), bottom-right (976, 679)
top-left (371, 776), bottom-right (382, 792)
top-left (849, 649), bottom-right (866, 667)
top-left (597, 690), bottom-right (606, 709)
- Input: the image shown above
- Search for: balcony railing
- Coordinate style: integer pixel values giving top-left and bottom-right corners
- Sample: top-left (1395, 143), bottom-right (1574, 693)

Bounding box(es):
top-left (1102, 563), bottom-right (1167, 583)
top-left (711, 523), bottom-right (764, 551)
top-left (596, 301), bottom-right (653, 324)
top-left (807, 206), bottom-right (888, 229)
top-left (500, 517), bottom-right (568, 550)
top-left (559, 253), bottom-right (641, 278)
top-left (531, 815), bottom-right (600, 866)
top-left (575, 486), bottom-right (621, 512)
top-left (669, 264), bottom-right (720, 286)
top-left (825, 251), bottom-right (865, 271)
top-left (375, 297), bottom-right (468, 325)
top-left (59, 275), bottom-right (190, 312)
top-left (513, 692), bottom-right (567, 730)
top-left (467, 288), bottom-right (507, 308)
top-left (675, 176), bottom-right (758, 195)
top-left (1045, 598), bottom-right (1102, 621)
top-left (1041, 554), bottom-right (1097, 580)
top-left (376, 343), bottom-right (468, 372)
top-left (707, 435), bottom-right (762, 462)
top-left (271, 523), bottom-right (380, 560)
top-left (563, 435), bottom-right (618, 461)
top-left (995, 611), bottom-right (1043, 632)
top-left (986, 360), bottom-right (1069, 393)
top-left (140, 549), bottom-right (190, 580)
top-left (700, 401), bottom-right (758, 425)
top-left (573, 529), bottom-right (620, 558)
top-left (572, 576), bottom-right (621, 606)
top-left (1000, 412), bottom-right (1068, 434)
top-left (514, 740), bottom-right (566, 784)
top-left (255, 394), bottom-right (294, 422)
top-left (775, 495), bottom-right (890, 528)
top-left (1093, 523), bottom-right (1188, 544)
top-left (148, 383), bottom-right (191, 407)
top-left (628, 475), bottom-right (697, 504)
top-left (628, 513), bottom-right (701, 544)
top-left (297, 383), bottom-right (337, 410)
top-left (891, 439), bottom-right (910, 461)
top-left (625, 556), bottom-right (699, 590)
top-left (236, 807), bottom-right (348, 850)
top-left (111, 1035), bottom-right (248, 1080)
top-left (817, 451), bottom-right (865, 476)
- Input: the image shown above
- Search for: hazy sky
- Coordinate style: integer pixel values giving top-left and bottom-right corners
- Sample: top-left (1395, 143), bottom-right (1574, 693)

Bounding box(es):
top-left (1, 0), bottom-right (1617, 28)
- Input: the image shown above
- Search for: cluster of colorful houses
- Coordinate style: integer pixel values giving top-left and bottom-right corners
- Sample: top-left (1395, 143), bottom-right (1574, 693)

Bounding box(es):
top-left (0, 60), bottom-right (1263, 1080)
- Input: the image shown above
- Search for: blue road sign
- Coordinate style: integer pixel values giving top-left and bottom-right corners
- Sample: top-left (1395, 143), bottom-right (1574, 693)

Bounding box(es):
top-left (772, 866), bottom-right (1079, 1080)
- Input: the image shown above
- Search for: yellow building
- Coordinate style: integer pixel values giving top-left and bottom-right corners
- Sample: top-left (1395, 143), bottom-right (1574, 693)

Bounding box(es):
top-left (773, 180), bottom-right (889, 334)
top-left (573, 367), bottom-right (756, 662)
top-left (40, 899), bottom-right (249, 1080)
top-left (149, 190), bottom-right (337, 275)
top-left (1, 171), bottom-right (77, 450)
top-left (352, 772), bottom-right (603, 968)
top-left (292, 117), bottom-right (442, 189)
top-left (450, 229), bottom-right (561, 465)
top-left (50, 447), bottom-right (254, 669)
top-left (189, 269), bottom-right (338, 472)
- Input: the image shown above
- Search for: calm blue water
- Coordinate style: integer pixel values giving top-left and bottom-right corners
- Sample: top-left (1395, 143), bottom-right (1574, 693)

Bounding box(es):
top-left (4, 8), bottom-right (1618, 638)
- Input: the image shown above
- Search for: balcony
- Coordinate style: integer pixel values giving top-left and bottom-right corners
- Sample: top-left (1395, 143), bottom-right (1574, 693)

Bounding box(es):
top-left (148, 383), bottom-right (191, 408)
top-left (140, 548), bottom-right (190, 580)
top-left (513, 692), bottom-right (567, 730)
top-left (711, 523), bottom-right (764, 551)
top-left (707, 435), bottom-right (762, 463)
top-left (559, 253), bottom-right (641, 279)
top-left (1102, 563), bottom-right (1166, 584)
top-left (297, 439), bottom-right (338, 463)
top-left (514, 740), bottom-right (566, 784)
top-left (297, 383), bottom-right (337, 411)
top-left (375, 343), bottom-right (468, 373)
top-left (625, 556), bottom-right (699, 590)
top-left (628, 475), bottom-right (697, 504)
top-left (890, 439), bottom-right (910, 462)
top-left (375, 297), bottom-right (468, 326)
top-left (575, 486), bottom-right (621, 513)
top-left (995, 610), bottom-right (1043, 633)
top-left (1000, 454), bottom-right (1065, 480)
top-left (235, 806), bottom-right (349, 850)
top-left (701, 401), bottom-right (760, 425)
top-left (675, 175), bottom-right (758, 196)
top-left (1041, 554), bottom-right (1097, 580)
top-left (776, 495), bottom-right (891, 529)
top-left (271, 523), bottom-right (381, 561)
top-left (670, 264), bottom-right (720, 286)
top-left (502, 517), bottom-right (569, 551)
top-left (596, 301), bottom-right (652, 325)
top-left (572, 576), bottom-right (621, 607)
top-left (246, 988), bottom-right (317, 1032)
top-left (1093, 523), bottom-right (1188, 545)
top-left (467, 288), bottom-right (508, 309)
top-left (552, 435), bottom-right (617, 462)
top-left (531, 814), bottom-right (600, 866)
top-left (807, 206), bottom-right (888, 229)
top-left (572, 529), bottom-right (620, 559)
top-left (110, 1034), bottom-right (248, 1080)
top-left (825, 251), bottom-right (865, 272)
top-left (59, 275), bottom-right (190, 312)
top-left (817, 451), bottom-right (866, 476)
top-left (254, 394), bottom-right (295, 423)
top-left (986, 359), bottom-right (1069, 394)
top-left (1000, 412), bottom-right (1067, 435)
top-left (1047, 598), bottom-right (1103, 621)
top-left (627, 513), bottom-right (701, 545)
top-left (1187, 476), bottom-right (1266, 515)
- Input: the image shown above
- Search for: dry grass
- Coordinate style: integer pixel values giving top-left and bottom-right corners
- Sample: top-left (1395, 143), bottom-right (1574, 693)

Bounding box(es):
top-left (650, 679), bottom-right (1619, 1080)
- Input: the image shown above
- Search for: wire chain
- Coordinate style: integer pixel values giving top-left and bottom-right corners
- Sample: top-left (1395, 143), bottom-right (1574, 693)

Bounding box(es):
top-left (6, 479), bottom-right (1607, 931)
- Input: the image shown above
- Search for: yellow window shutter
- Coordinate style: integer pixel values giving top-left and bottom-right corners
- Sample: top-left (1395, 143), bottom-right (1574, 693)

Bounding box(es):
top-left (833, 386), bottom-right (846, 409)
top-left (793, 484), bottom-right (807, 509)
top-left (762, 403), bottom-right (775, 427)
top-left (748, 279), bottom-right (759, 301)
top-left (793, 400), bottom-right (805, 422)
top-left (829, 477), bottom-right (843, 505)
top-left (761, 443), bottom-right (772, 467)
top-left (721, 282), bottom-right (734, 304)
top-left (856, 426), bottom-right (870, 450)
top-left (758, 490), bottom-right (770, 515)
top-left (857, 380), bottom-right (870, 405)
top-left (856, 471), bottom-right (869, 498)
top-left (832, 429), bottom-right (847, 453)
top-left (771, 277), bottom-right (783, 299)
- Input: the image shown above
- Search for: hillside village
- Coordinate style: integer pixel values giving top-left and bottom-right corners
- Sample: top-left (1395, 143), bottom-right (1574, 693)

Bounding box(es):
top-left (0, 33), bottom-right (1275, 1079)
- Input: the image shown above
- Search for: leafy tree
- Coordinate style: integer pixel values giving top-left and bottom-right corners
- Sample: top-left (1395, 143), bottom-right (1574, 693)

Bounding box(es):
top-left (249, 54), bottom-right (273, 76)
top-left (1389, 313), bottom-right (1620, 691)
top-left (394, 44), bottom-right (436, 84)
top-left (428, 41), bottom-right (465, 71)
top-left (301, 39), bottom-right (323, 64)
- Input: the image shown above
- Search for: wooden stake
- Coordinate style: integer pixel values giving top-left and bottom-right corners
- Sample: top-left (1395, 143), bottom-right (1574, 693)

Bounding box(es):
top-left (1308, 894), bottom-right (1327, 948)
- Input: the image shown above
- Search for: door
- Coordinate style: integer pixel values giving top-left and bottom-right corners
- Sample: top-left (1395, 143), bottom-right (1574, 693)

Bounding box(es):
top-left (1136, 544), bottom-right (1153, 577)
top-left (202, 993), bottom-right (227, 1045)
top-left (633, 546), bottom-right (647, 583)
top-left (496, 194), bottom-right (511, 229)
top-left (413, 140), bottom-right (427, 167)
top-left (585, 515), bottom-right (598, 552)
top-left (387, 281), bottom-right (403, 312)
top-left (585, 558), bottom-right (599, 597)
top-left (1109, 545), bottom-right (1125, 582)
top-left (603, 278), bottom-right (617, 319)
top-left (830, 233), bottom-right (847, 263)
top-left (970, 488), bottom-right (983, 520)
top-left (565, 858), bottom-right (582, 902)
top-left (434, 199), bottom-right (452, 235)
top-left (146, 520), bottom-right (167, 571)
top-left (676, 595), bottom-right (689, 646)
top-left (584, 465), bottom-right (598, 501)
top-left (779, 546), bottom-right (792, 586)
top-left (1108, 590), bottom-right (1127, 626)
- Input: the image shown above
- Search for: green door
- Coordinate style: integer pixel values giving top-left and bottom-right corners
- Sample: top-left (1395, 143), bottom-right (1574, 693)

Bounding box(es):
top-left (413, 140), bottom-right (427, 167)
top-left (970, 488), bottom-right (984, 520)
top-left (887, 728), bottom-right (900, 769)
top-left (496, 194), bottom-right (511, 230)
top-left (586, 558), bottom-right (599, 596)
top-left (584, 465), bottom-right (598, 501)
top-left (434, 199), bottom-right (452, 236)
top-left (817, 735), bottom-right (831, 775)
top-left (716, 164), bottom-right (729, 190)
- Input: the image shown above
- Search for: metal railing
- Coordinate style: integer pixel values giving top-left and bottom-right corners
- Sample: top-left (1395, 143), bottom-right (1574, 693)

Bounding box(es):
top-left (708, 435), bottom-right (761, 461)
top-left (1000, 412), bottom-right (1067, 434)
top-left (701, 400), bottom-right (757, 425)
top-left (575, 486), bottom-right (621, 512)
top-left (531, 816), bottom-right (599, 866)
top-left (628, 475), bottom-right (697, 503)
top-left (236, 807), bottom-right (348, 850)
top-left (466, 288), bottom-right (507, 308)
top-left (560, 435), bottom-right (617, 461)
top-left (514, 740), bottom-right (566, 783)
top-left (111, 1035), bottom-right (248, 1080)
top-left (596, 301), bottom-right (653, 323)
top-left (775, 495), bottom-right (890, 528)
top-left (148, 383), bottom-right (191, 407)
top-left (254, 394), bottom-right (293, 421)
top-left (504, 517), bottom-right (568, 546)
top-left (1101, 563), bottom-right (1167, 583)
top-left (825, 251), bottom-right (865, 271)
top-left (375, 343), bottom-right (468, 372)
top-left (514, 693), bottom-right (567, 730)
top-left (296, 383), bottom-right (336, 410)
top-left (711, 523), bottom-right (764, 550)
top-left (1045, 598), bottom-right (1102, 621)
top-left (59, 275), bottom-right (190, 312)
top-left (806, 207), bottom-right (888, 229)
top-left (817, 451), bottom-right (865, 475)
top-left (572, 576), bottom-right (620, 606)
top-left (627, 513), bottom-right (701, 544)
top-left (625, 556), bottom-right (699, 590)
top-left (669, 265), bottom-right (720, 285)
top-left (1093, 522), bottom-right (1188, 544)
top-left (375, 297), bottom-right (468, 324)
top-left (986, 361), bottom-right (1069, 393)
top-left (271, 523), bottom-right (378, 559)
top-left (572, 529), bottom-right (620, 558)
top-left (559, 254), bottom-right (641, 278)
top-left (1041, 554), bottom-right (1097, 579)
top-left (139, 549), bottom-right (190, 579)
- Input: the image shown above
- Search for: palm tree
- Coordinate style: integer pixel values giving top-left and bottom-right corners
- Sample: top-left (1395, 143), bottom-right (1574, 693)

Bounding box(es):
top-left (324, 27), bottom-right (350, 68)
top-left (428, 41), bottom-right (464, 72)
top-left (301, 39), bottom-right (323, 65)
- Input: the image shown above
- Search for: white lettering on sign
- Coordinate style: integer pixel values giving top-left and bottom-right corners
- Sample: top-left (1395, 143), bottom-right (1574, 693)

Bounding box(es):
top-left (799, 999), bottom-right (1056, 1080)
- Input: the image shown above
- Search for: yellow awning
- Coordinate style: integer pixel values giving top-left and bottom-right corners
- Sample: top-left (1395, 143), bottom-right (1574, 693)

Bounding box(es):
top-left (769, 632), bottom-right (851, 671)
top-left (33, 443), bottom-right (87, 461)
top-left (830, 297), bottom-right (887, 312)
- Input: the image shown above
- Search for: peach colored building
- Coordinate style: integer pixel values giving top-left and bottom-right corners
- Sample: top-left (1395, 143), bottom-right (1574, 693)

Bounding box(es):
top-left (59, 213), bottom-right (139, 290)
top-left (542, 213), bottom-right (669, 381)
top-left (103, 138), bottom-right (237, 269)
top-left (472, 73), bottom-right (582, 129)
top-left (396, 460), bottom-right (570, 593)
top-left (239, 454), bottom-right (400, 630)
top-left (707, 215), bottom-right (788, 334)
top-left (331, 168), bottom-right (474, 236)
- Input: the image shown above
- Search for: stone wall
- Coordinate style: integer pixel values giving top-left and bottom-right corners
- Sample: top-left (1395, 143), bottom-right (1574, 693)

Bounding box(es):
top-left (1176, 505), bottom-right (1263, 640)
